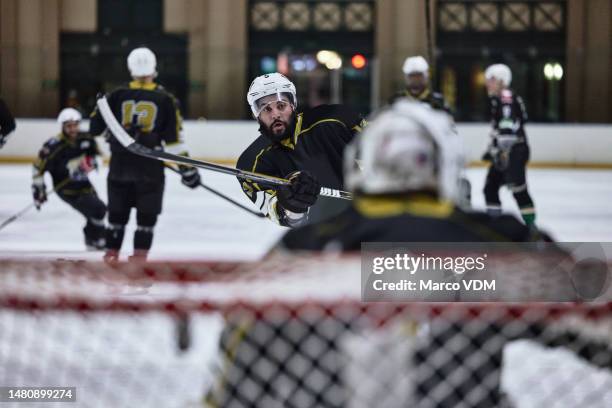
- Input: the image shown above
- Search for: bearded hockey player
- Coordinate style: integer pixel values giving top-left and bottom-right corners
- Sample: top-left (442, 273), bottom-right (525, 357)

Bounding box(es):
top-left (281, 100), bottom-right (546, 250)
top-left (237, 72), bottom-right (365, 227)
top-left (482, 63), bottom-right (536, 225)
top-left (32, 108), bottom-right (106, 250)
top-left (89, 47), bottom-right (200, 261)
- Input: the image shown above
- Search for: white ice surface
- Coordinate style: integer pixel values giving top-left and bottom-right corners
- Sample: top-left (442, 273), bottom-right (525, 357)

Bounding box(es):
top-left (0, 164), bottom-right (284, 261)
top-left (1, 165), bottom-right (612, 260)
top-left (1, 164), bottom-right (612, 407)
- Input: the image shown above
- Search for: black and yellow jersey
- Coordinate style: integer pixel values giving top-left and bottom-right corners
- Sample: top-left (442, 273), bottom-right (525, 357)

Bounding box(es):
top-left (237, 104), bottom-right (365, 227)
top-left (89, 81), bottom-right (186, 182)
top-left (489, 89), bottom-right (528, 141)
top-left (391, 88), bottom-right (452, 116)
top-left (281, 194), bottom-right (548, 250)
top-left (33, 132), bottom-right (100, 195)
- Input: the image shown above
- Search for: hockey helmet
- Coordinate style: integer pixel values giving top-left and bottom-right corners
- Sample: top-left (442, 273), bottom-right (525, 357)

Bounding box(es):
top-left (247, 73), bottom-right (297, 118)
top-left (127, 47), bottom-right (157, 77)
top-left (485, 64), bottom-right (512, 87)
top-left (402, 56), bottom-right (429, 77)
top-left (344, 100), bottom-right (462, 200)
top-left (57, 108), bottom-right (82, 125)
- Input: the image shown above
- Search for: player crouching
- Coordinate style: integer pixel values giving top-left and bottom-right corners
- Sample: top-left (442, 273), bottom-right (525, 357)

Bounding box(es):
top-left (32, 108), bottom-right (107, 250)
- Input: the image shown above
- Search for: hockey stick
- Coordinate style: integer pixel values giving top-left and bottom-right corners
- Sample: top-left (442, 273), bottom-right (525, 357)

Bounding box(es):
top-left (95, 96), bottom-right (352, 200)
top-left (0, 178), bottom-right (71, 232)
top-left (164, 164), bottom-right (266, 218)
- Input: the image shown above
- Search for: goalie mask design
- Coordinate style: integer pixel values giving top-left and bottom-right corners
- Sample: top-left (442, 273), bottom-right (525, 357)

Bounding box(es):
top-left (344, 100), bottom-right (463, 200)
top-left (247, 73), bottom-right (297, 118)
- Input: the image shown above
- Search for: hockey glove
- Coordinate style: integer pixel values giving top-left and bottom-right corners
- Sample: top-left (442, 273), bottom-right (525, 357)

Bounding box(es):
top-left (179, 166), bottom-right (201, 189)
top-left (277, 171), bottom-right (321, 213)
top-left (32, 177), bottom-right (47, 210)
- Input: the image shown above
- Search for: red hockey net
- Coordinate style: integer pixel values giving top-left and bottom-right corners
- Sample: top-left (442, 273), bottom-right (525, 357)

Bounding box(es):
top-left (1, 255), bottom-right (611, 407)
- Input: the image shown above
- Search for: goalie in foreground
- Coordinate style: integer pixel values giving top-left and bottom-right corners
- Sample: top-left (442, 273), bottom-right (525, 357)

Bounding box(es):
top-left (281, 99), bottom-right (547, 250)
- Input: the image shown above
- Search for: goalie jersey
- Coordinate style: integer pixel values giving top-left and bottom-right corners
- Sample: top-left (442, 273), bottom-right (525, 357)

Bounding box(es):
top-left (89, 81), bottom-right (187, 183)
top-left (281, 195), bottom-right (549, 250)
top-left (237, 104), bottom-right (365, 226)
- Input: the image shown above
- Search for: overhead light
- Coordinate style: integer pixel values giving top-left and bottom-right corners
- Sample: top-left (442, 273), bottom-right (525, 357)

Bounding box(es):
top-left (544, 63), bottom-right (554, 80)
top-left (316, 50), bottom-right (335, 64)
top-left (553, 63), bottom-right (563, 80)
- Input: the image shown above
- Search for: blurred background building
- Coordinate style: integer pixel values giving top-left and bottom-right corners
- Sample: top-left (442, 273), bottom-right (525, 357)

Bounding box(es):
top-left (0, 0), bottom-right (610, 122)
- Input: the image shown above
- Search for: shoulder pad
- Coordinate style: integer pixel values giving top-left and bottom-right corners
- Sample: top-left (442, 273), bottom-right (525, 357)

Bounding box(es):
top-left (39, 138), bottom-right (60, 158)
top-left (299, 104), bottom-right (361, 129)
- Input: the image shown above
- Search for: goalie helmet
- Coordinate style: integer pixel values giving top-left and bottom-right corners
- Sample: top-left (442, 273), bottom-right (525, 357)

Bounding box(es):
top-left (485, 63), bottom-right (512, 87)
top-left (402, 56), bottom-right (429, 77)
top-left (57, 108), bottom-right (82, 125)
top-left (344, 100), bottom-right (462, 200)
top-left (127, 47), bottom-right (157, 77)
top-left (247, 73), bottom-right (297, 118)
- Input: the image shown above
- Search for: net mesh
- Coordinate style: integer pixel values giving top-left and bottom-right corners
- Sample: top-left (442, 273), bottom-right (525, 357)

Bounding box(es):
top-left (1, 255), bottom-right (611, 408)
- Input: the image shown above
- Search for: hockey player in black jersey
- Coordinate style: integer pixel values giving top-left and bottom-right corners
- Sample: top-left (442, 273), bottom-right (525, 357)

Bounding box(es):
top-left (390, 56), bottom-right (451, 115)
top-left (90, 47), bottom-right (200, 261)
top-left (281, 100), bottom-right (547, 250)
top-left (392, 56), bottom-right (472, 207)
top-left (0, 96), bottom-right (16, 148)
top-left (482, 63), bottom-right (536, 225)
top-left (237, 72), bottom-right (365, 227)
top-left (32, 108), bottom-right (106, 250)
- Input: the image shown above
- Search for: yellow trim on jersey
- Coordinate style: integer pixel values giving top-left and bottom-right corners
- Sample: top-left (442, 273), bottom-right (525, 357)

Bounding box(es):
top-left (355, 195), bottom-right (454, 219)
top-left (403, 87), bottom-right (430, 102)
top-left (249, 146), bottom-right (274, 191)
top-left (129, 80), bottom-right (158, 90)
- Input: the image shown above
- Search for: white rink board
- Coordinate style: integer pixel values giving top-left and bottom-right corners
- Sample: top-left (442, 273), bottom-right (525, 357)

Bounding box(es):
top-left (1, 119), bottom-right (611, 165)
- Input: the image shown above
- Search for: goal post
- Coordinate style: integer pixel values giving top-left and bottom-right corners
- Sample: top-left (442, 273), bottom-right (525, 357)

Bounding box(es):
top-left (1, 255), bottom-right (611, 407)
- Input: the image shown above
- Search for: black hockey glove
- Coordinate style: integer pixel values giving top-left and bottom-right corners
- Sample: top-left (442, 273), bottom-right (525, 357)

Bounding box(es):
top-left (179, 166), bottom-right (201, 189)
top-left (277, 171), bottom-right (321, 213)
top-left (32, 179), bottom-right (47, 210)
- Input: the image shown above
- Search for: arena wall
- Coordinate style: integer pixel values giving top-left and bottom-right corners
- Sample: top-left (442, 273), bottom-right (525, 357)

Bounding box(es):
top-left (1, 120), bottom-right (611, 167)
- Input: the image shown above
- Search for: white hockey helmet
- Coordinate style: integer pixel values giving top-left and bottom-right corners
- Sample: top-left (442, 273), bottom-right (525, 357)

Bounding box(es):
top-left (247, 73), bottom-right (297, 118)
top-left (402, 56), bottom-right (429, 77)
top-left (344, 100), bottom-right (462, 200)
top-left (127, 47), bottom-right (157, 77)
top-left (57, 108), bottom-right (82, 125)
top-left (484, 63), bottom-right (512, 86)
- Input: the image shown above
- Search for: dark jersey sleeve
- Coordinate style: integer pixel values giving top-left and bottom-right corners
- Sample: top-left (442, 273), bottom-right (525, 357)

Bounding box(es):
top-left (160, 94), bottom-right (185, 152)
top-left (33, 138), bottom-right (64, 178)
top-left (0, 97), bottom-right (16, 136)
top-left (88, 95), bottom-right (111, 137)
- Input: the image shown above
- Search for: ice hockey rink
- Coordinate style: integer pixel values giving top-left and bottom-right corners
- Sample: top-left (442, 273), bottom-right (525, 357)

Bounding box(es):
top-left (1, 163), bottom-right (612, 261)
top-left (1, 164), bottom-right (612, 407)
